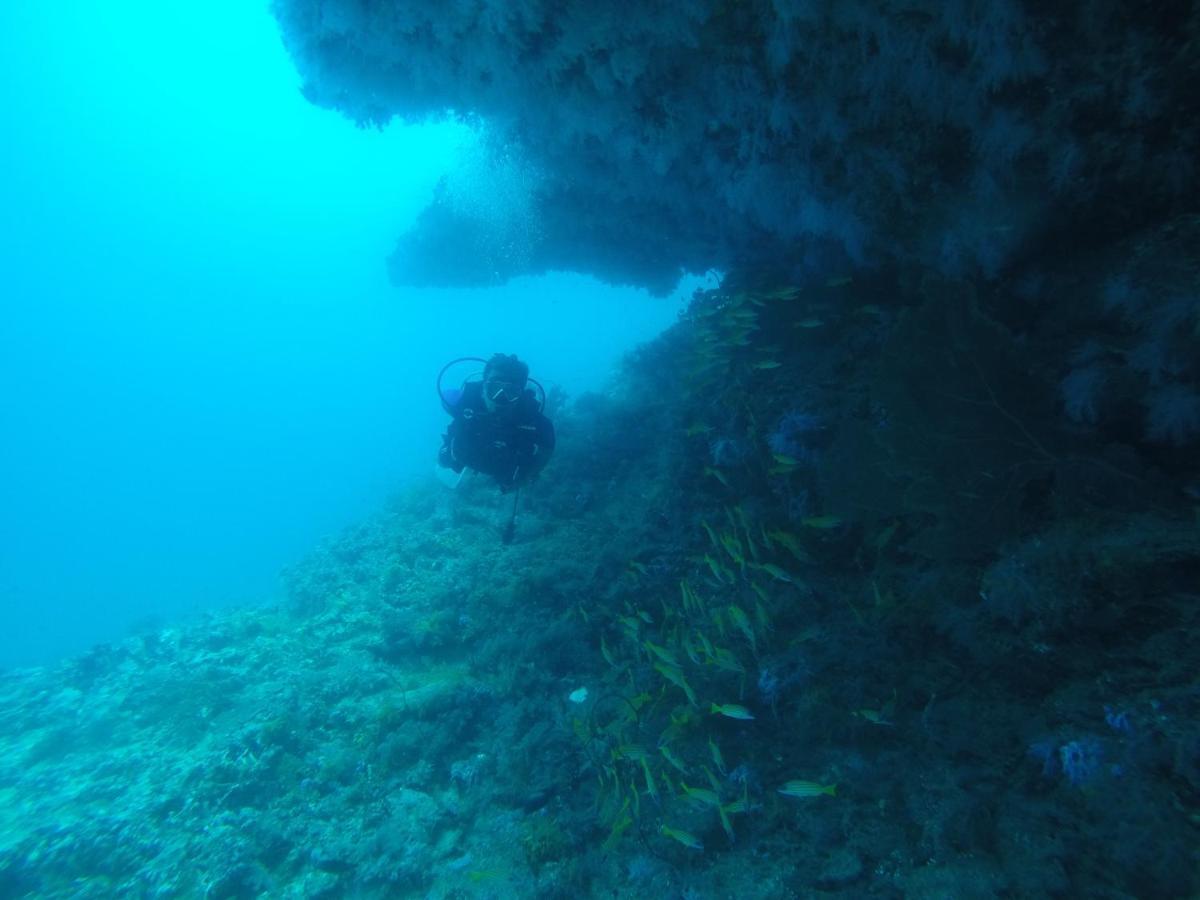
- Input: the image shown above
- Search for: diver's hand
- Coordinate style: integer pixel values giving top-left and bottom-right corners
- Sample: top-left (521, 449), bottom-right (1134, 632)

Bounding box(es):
top-left (437, 445), bottom-right (461, 472)
top-left (498, 465), bottom-right (524, 493)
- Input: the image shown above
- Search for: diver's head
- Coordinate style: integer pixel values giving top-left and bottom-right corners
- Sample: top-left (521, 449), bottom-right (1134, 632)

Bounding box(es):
top-left (482, 353), bottom-right (529, 412)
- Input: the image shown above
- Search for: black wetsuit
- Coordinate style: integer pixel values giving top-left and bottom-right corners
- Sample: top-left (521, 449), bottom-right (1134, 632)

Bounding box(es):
top-left (438, 381), bottom-right (555, 490)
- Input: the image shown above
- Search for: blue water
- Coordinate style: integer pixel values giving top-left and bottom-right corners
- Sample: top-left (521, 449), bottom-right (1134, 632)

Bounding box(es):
top-left (0, 1), bottom-right (692, 668)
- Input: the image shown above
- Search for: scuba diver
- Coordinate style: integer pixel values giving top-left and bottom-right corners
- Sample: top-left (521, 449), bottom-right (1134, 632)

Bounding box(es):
top-left (437, 353), bottom-right (555, 497)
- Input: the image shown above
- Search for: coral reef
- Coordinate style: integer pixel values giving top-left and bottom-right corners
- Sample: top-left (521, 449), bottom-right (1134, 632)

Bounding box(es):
top-left (2, 7), bottom-right (1198, 894)
top-left (271, 0), bottom-right (1198, 292)
top-left (3, 242), bottom-right (1198, 895)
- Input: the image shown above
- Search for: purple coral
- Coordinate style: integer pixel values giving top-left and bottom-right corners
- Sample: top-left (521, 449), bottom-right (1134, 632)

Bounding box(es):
top-left (767, 410), bottom-right (823, 459)
top-left (757, 653), bottom-right (808, 712)
top-left (1028, 738), bottom-right (1059, 779)
top-left (1059, 738), bottom-right (1103, 786)
top-left (1060, 365), bottom-right (1106, 424)
top-left (1104, 706), bottom-right (1133, 734)
top-left (1030, 736), bottom-right (1106, 786)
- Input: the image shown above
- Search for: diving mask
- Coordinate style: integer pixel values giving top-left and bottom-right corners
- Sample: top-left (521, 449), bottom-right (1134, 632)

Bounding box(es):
top-left (485, 379), bottom-right (522, 405)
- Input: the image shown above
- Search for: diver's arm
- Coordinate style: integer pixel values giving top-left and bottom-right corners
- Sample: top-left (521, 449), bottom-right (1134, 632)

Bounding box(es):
top-left (438, 419), bottom-right (467, 472)
top-left (533, 414), bottom-right (555, 470)
top-left (516, 414), bottom-right (555, 481)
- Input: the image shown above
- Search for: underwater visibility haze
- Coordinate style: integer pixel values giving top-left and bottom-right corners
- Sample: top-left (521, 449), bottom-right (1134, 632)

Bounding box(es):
top-left (1, 1), bottom-right (1198, 897)
top-left (0, 0), bottom-right (687, 669)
